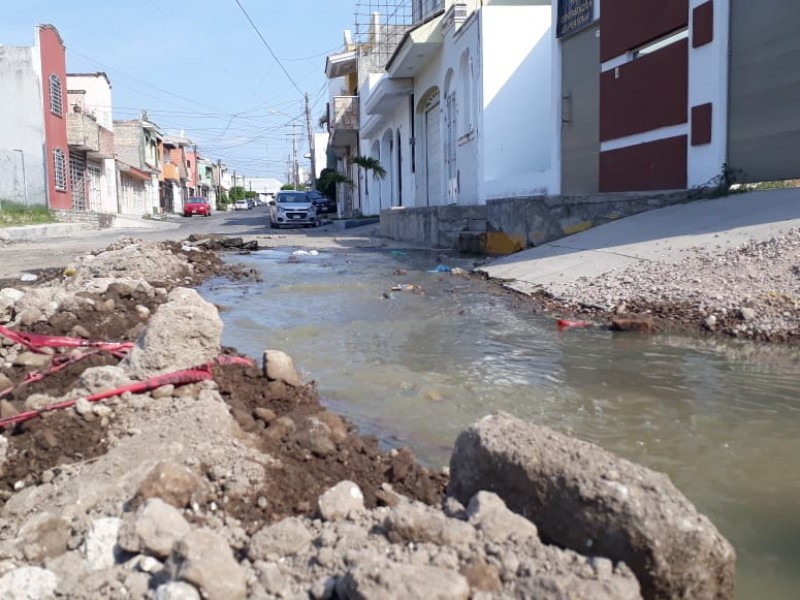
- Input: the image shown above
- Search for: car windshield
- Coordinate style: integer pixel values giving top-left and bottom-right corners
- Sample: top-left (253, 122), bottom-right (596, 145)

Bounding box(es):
top-left (188, 198), bottom-right (206, 204)
top-left (276, 193), bottom-right (307, 203)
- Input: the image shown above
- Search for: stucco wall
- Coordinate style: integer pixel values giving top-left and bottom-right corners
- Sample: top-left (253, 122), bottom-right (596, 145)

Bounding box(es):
top-left (481, 5), bottom-right (555, 198)
top-left (0, 46), bottom-right (47, 205)
top-left (687, 0), bottom-right (729, 188)
top-left (66, 74), bottom-right (113, 130)
top-left (38, 25), bottom-right (71, 210)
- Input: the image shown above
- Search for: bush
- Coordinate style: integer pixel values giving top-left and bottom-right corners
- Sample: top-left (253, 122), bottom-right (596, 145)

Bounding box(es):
top-left (0, 200), bottom-right (56, 227)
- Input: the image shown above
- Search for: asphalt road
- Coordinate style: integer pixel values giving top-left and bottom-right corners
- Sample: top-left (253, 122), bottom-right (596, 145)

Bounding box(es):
top-left (0, 206), bottom-right (401, 280)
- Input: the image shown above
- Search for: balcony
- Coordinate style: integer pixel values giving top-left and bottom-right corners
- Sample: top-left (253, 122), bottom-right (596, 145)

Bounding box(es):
top-left (67, 112), bottom-right (100, 153)
top-left (329, 96), bottom-right (360, 154)
top-left (161, 162), bottom-right (180, 181)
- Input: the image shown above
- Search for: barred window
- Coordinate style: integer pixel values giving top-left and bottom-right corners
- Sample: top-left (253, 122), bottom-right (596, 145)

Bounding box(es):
top-left (49, 74), bottom-right (63, 116)
top-left (53, 148), bottom-right (67, 191)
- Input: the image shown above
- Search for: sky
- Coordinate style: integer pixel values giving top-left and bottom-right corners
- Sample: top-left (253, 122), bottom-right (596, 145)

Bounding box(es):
top-left (0, 0), bottom-right (359, 181)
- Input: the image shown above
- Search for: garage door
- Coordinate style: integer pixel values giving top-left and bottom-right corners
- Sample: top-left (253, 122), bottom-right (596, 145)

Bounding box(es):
top-left (425, 101), bottom-right (443, 205)
top-left (728, 0), bottom-right (800, 182)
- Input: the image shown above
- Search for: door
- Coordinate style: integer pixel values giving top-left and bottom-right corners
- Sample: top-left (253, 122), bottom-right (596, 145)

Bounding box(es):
top-left (728, 0), bottom-right (800, 182)
top-left (425, 101), bottom-right (443, 205)
top-left (561, 24), bottom-right (600, 194)
top-left (445, 91), bottom-right (458, 204)
top-left (70, 154), bottom-right (87, 211)
top-left (87, 163), bottom-right (102, 212)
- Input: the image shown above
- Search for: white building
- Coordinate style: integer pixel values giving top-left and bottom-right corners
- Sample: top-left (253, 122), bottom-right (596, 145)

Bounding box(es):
top-left (357, 0), bottom-right (554, 215)
top-left (66, 72), bottom-right (117, 214)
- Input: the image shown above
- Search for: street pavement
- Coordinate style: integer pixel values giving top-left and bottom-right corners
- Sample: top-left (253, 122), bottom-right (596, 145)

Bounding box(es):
top-left (479, 188), bottom-right (800, 296)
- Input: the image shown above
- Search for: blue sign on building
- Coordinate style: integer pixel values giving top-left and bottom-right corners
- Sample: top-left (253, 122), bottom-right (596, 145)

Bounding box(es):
top-left (557, 0), bottom-right (594, 38)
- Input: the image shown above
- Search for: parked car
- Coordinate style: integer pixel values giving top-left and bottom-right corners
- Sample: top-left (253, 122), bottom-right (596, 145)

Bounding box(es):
top-left (183, 197), bottom-right (211, 217)
top-left (233, 199), bottom-right (248, 211)
top-left (307, 190), bottom-right (336, 215)
top-left (269, 191), bottom-right (319, 228)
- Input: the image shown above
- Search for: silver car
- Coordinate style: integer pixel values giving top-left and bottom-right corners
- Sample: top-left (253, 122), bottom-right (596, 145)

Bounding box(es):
top-left (269, 191), bottom-right (319, 228)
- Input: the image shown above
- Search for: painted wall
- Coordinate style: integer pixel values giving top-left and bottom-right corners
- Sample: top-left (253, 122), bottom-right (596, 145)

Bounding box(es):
top-left (0, 45), bottom-right (47, 205)
top-left (66, 74), bottom-right (113, 130)
top-left (481, 5), bottom-right (555, 198)
top-left (37, 25), bottom-right (71, 210)
top-left (687, 0), bottom-right (729, 187)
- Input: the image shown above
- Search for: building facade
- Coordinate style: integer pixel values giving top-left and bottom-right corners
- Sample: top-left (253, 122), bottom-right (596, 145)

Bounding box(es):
top-left (0, 24), bottom-right (71, 209)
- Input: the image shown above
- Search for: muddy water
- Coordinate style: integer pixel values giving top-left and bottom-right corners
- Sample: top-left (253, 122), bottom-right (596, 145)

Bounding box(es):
top-left (199, 247), bottom-right (800, 599)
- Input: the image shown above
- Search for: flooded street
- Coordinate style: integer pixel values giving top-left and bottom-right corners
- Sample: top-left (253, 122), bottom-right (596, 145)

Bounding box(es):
top-left (200, 246), bottom-right (800, 599)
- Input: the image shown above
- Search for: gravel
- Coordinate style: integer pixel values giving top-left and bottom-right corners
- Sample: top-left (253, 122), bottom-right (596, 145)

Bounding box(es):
top-left (553, 227), bottom-right (800, 342)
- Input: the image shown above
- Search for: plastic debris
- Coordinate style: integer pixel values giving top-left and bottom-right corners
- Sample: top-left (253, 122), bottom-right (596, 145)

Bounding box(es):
top-left (19, 273), bottom-right (37, 282)
top-left (389, 250), bottom-right (407, 257)
top-left (428, 265), bottom-right (452, 273)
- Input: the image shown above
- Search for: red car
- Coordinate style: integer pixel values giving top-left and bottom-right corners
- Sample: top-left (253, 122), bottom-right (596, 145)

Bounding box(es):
top-left (184, 197), bottom-right (211, 217)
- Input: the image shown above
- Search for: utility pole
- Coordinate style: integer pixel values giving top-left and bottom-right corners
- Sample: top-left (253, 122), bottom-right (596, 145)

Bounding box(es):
top-left (291, 123), bottom-right (298, 188)
top-left (305, 92), bottom-right (317, 189)
top-left (13, 149), bottom-right (29, 206)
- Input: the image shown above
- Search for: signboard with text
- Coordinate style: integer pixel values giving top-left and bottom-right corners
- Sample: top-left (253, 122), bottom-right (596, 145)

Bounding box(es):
top-left (557, 0), bottom-right (594, 38)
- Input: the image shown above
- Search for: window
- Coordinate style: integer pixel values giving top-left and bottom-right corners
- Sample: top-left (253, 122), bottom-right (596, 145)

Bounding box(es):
top-left (49, 74), bottom-right (63, 116)
top-left (53, 148), bottom-right (67, 191)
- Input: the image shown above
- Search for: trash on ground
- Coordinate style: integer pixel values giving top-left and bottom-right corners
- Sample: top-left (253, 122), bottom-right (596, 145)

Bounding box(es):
top-left (389, 250), bottom-right (407, 257)
top-left (19, 273), bottom-right (37, 282)
top-left (390, 284), bottom-right (418, 292)
top-left (393, 269), bottom-right (407, 276)
top-left (450, 267), bottom-right (468, 276)
top-left (292, 249), bottom-right (319, 256)
top-left (429, 265), bottom-right (452, 273)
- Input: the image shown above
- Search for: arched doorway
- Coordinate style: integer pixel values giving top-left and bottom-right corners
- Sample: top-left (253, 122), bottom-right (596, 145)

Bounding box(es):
top-left (416, 87), bottom-right (442, 206)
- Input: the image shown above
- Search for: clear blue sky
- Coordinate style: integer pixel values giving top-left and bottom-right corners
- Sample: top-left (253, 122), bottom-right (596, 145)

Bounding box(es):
top-left (0, 0), bottom-right (357, 180)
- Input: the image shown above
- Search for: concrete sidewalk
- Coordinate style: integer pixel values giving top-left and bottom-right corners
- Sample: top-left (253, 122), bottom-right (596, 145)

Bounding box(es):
top-left (479, 188), bottom-right (800, 296)
top-left (0, 214), bottom-right (180, 243)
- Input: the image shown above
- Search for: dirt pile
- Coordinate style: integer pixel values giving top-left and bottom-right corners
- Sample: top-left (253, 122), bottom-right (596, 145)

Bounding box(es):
top-left (539, 227), bottom-right (800, 343)
top-left (0, 238), bottom-right (733, 599)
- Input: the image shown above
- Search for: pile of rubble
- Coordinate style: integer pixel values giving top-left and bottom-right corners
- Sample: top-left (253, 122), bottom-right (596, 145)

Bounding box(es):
top-left (0, 239), bottom-right (735, 599)
top-left (555, 228), bottom-right (800, 343)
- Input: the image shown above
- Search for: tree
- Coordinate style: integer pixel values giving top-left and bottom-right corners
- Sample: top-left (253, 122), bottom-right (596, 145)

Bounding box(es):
top-left (351, 155), bottom-right (387, 180)
top-left (229, 186), bottom-right (246, 201)
top-left (316, 168), bottom-right (352, 200)
top-left (280, 183), bottom-right (302, 190)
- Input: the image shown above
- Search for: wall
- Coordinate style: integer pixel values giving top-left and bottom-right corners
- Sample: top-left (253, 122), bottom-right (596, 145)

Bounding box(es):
top-left (687, 0), bottom-right (728, 187)
top-left (0, 46), bottom-right (47, 205)
top-left (380, 204), bottom-right (487, 249)
top-left (37, 25), bottom-right (71, 210)
top-left (66, 74), bottom-right (113, 129)
top-left (481, 5), bottom-right (555, 198)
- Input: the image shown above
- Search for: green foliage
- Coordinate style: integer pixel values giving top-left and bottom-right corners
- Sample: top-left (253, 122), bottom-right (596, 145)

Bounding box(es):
top-left (351, 155), bottom-right (387, 180)
top-left (216, 189), bottom-right (229, 211)
top-left (281, 183), bottom-right (302, 190)
top-left (316, 168), bottom-right (352, 199)
top-left (245, 190), bottom-right (258, 199)
top-left (0, 200), bottom-right (55, 227)
top-left (229, 186), bottom-right (247, 201)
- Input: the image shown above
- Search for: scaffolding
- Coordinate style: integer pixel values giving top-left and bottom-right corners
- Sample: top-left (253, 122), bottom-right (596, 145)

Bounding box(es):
top-left (353, 0), bottom-right (413, 77)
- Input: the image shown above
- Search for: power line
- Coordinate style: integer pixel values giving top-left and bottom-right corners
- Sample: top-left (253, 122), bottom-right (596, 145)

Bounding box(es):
top-left (232, 0), bottom-right (304, 97)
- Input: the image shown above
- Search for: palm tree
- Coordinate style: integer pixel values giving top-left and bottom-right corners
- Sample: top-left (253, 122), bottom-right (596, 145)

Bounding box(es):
top-left (351, 155), bottom-right (387, 180)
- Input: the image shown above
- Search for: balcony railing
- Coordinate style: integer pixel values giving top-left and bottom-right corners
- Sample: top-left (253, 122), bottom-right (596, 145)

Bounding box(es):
top-left (331, 96), bottom-right (359, 131)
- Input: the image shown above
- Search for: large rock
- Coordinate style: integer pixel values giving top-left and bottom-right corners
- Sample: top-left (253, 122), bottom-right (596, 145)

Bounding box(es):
top-left (318, 480), bottom-right (365, 521)
top-left (168, 529), bottom-right (246, 600)
top-left (123, 288), bottom-right (222, 375)
top-left (449, 412), bottom-right (736, 600)
top-left (83, 517), bottom-right (122, 571)
top-left (0, 567), bottom-right (58, 599)
top-left (118, 498), bottom-right (190, 559)
top-left (249, 517), bottom-right (312, 560)
top-left (383, 502), bottom-right (476, 547)
top-left (338, 559), bottom-right (470, 600)
top-left (262, 350), bottom-right (302, 387)
top-left (132, 461), bottom-right (208, 509)
top-left (18, 513), bottom-right (70, 562)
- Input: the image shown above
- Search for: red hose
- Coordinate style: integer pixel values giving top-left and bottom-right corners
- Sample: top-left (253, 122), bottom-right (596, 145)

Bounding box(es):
top-left (557, 319), bottom-right (592, 330)
top-left (0, 355), bottom-right (254, 429)
top-left (0, 324), bottom-right (133, 354)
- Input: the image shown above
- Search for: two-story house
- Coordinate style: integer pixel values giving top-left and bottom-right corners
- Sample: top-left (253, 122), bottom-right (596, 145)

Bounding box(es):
top-left (0, 24), bottom-right (72, 209)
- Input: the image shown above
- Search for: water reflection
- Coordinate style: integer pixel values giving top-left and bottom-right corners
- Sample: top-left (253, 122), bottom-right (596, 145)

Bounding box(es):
top-left (199, 247), bottom-right (800, 599)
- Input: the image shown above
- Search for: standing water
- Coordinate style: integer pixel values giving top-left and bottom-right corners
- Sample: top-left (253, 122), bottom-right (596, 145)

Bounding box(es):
top-left (199, 247), bottom-right (800, 599)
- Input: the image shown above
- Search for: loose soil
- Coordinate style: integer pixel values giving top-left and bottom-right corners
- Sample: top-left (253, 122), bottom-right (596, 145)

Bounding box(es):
top-left (0, 240), bottom-right (447, 528)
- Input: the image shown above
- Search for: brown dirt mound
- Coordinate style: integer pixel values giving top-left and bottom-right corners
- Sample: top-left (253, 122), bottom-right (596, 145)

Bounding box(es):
top-left (0, 240), bottom-right (447, 522)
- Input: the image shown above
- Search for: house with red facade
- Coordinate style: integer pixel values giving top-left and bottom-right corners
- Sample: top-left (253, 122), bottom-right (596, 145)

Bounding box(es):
top-left (0, 24), bottom-right (72, 209)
